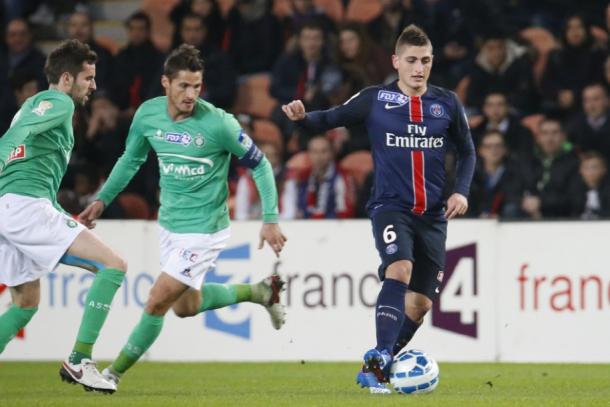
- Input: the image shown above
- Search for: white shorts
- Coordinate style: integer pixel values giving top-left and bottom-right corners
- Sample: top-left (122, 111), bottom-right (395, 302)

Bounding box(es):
top-left (0, 193), bottom-right (85, 287)
top-left (159, 225), bottom-right (231, 289)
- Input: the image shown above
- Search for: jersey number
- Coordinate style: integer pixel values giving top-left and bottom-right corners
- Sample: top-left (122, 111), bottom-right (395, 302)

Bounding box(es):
top-left (383, 225), bottom-right (397, 244)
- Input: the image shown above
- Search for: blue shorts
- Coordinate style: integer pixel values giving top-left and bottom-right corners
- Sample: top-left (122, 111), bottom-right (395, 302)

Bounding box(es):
top-left (371, 210), bottom-right (447, 300)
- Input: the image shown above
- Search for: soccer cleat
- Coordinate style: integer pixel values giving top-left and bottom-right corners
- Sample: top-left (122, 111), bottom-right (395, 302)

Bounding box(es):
top-left (356, 367), bottom-right (392, 394)
top-left (101, 367), bottom-right (120, 389)
top-left (59, 358), bottom-right (116, 394)
top-left (252, 271), bottom-right (286, 330)
top-left (363, 348), bottom-right (393, 383)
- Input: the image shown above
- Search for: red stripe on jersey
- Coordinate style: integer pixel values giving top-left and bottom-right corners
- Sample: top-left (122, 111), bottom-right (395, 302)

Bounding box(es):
top-left (411, 151), bottom-right (426, 215)
top-left (409, 96), bottom-right (423, 123)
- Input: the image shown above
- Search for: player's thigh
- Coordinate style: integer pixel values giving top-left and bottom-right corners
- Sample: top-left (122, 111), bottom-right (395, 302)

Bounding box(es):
top-left (146, 272), bottom-right (192, 315)
top-left (66, 228), bottom-right (126, 272)
top-left (410, 218), bottom-right (447, 301)
top-left (158, 226), bottom-right (231, 290)
top-left (172, 288), bottom-right (201, 318)
top-left (9, 279), bottom-right (41, 308)
top-left (371, 211), bottom-right (415, 281)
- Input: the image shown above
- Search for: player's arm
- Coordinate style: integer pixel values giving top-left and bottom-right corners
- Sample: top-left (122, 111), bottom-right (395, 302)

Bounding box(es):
top-left (79, 110), bottom-right (151, 227)
top-left (446, 92), bottom-right (476, 219)
top-left (281, 87), bottom-right (374, 133)
top-left (0, 95), bottom-right (73, 173)
top-left (220, 114), bottom-right (287, 257)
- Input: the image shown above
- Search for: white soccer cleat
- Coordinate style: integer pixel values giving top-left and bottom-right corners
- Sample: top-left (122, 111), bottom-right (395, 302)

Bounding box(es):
top-left (101, 367), bottom-right (120, 389)
top-left (60, 358), bottom-right (116, 394)
top-left (254, 271), bottom-right (287, 330)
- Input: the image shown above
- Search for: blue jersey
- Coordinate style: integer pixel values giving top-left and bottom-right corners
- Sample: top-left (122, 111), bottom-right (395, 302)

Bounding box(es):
top-left (298, 81), bottom-right (476, 218)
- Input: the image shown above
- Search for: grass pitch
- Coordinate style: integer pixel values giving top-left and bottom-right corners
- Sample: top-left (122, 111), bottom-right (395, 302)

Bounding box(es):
top-left (1, 362), bottom-right (609, 406)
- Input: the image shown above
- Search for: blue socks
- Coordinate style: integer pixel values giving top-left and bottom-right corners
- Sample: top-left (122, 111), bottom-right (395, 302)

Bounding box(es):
top-left (393, 316), bottom-right (421, 355)
top-left (375, 278), bottom-right (407, 353)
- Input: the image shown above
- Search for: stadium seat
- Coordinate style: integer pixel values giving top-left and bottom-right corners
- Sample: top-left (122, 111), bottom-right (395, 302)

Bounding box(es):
top-left (218, 0), bottom-right (236, 16)
top-left (346, 0), bottom-right (381, 22)
top-left (315, 0), bottom-right (344, 22)
top-left (521, 114), bottom-right (545, 139)
top-left (233, 74), bottom-right (278, 119)
top-left (117, 193), bottom-right (151, 219)
top-left (519, 27), bottom-right (558, 84)
top-left (285, 151), bottom-right (311, 172)
top-left (140, 0), bottom-right (181, 52)
top-left (252, 119), bottom-right (284, 152)
top-left (340, 150), bottom-right (373, 188)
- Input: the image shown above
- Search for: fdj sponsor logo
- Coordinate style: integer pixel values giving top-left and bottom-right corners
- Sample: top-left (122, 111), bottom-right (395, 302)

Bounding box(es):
top-left (165, 132), bottom-right (192, 146)
top-left (204, 244), bottom-right (252, 339)
top-left (377, 90), bottom-right (408, 105)
top-left (431, 243), bottom-right (478, 338)
top-left (7, 144), bottom-right (26, 162)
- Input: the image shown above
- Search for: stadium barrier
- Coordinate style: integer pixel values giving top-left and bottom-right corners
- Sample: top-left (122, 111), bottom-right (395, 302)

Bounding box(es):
top-left (1, 220), bottom-right (609, 362)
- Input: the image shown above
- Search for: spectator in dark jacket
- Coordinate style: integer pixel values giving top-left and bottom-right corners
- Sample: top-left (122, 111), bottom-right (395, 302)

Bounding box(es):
top-left (567, 83), bottom-right (610, 162)
top-left (0, 70), bottom-right (39, 134)
top-left (113, 11), bottom-right (165, 113)
top-left (518, 118), bottom-right (579, 219)
top-left (471, 92), bottom-right (534, 157)
top-left (466, 30), bottom-right (538, 114)
top-left (469, 130), bottom-right (522, 218)
top-left (541, 14), bottom-right (606, 115)
top-left (568, 151), bottom-right (610, 219)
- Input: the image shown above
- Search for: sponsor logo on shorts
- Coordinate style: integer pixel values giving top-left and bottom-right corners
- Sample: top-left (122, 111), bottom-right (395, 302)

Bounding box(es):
top-left (32, 100), bottom-right (53, 116)
top-left (179, 249), bottom-right (198, 263)
top-left (430, 103), bottom-right (445, 117)
top-left (165, 132), bottom-right (192, 146)
top-left (7, 145), bottom-right (26, 162)
top-left (66, 219), bottom-right (78, 228)
top-left (385, 243), bottom-right (398, 255)
top-left (181, 267), bottom-right (193, 278)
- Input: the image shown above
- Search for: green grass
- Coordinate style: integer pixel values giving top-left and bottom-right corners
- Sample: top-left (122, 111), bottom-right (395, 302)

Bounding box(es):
top-left (1, 362), bottom-right (609, 406)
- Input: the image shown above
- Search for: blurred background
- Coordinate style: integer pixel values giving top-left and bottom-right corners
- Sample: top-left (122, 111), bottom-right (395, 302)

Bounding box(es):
top-left (1, 0), bottom-right (610, 223)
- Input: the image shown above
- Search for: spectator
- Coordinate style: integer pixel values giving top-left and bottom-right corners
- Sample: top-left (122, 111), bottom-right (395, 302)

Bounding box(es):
top-left (0, 70), bottom-right (39, 133)
top-left (367, 0), bottom-right (432, 54)
top-left (224, 0), bottom-right (283, 76)
top-left (466, 30), bottom-right (538, 114)
top-left (66, 11), bottom-right (114, 92)
top-left (567, 83), bottom-right (610, 161)
top-left (113, 11), bottom-right (165, 113)
top-left (170, 0), bottom-right (226, 48)
top-left (337, 22), bottom-right (393, 86)
top-left (568, 151), bottom-right (610, 219)
top-left (177, 13), bottom-right (237, 109)
top-left (471, 92), bottom-right (534, 157)
top-left (468, 130), bottom-right (522, 218)
top-left (541, 14), bottom-right (606, 115)
top-left (518, 118), bottom-right (579, 219)
top-left (282, 135), bottom-right (356, 219)
top-left (234, 142), bottom-right (286, 220)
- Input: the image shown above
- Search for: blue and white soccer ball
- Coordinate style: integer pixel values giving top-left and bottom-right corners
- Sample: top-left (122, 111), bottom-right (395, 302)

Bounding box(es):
top-left (389, 349), bottom-right (440, 395)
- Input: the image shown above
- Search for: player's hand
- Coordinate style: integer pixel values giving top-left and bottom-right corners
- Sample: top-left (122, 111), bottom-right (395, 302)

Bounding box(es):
top-left (281, 100), bottom-right (306, 121)
top-left (445, 193), bottom-right (468, 219)
top-left (78, 200), bottom-right (105, 229)
top-left (258, 223), bottom-right (287, 258)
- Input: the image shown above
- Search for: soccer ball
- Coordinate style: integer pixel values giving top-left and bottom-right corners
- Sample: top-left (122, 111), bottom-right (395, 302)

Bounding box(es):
top-left (389, 349), bottom-right (439, 395)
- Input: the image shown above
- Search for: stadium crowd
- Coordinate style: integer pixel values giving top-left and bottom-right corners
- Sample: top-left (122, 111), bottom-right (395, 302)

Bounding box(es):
top-left (1, 0), bottom-right (610, 220)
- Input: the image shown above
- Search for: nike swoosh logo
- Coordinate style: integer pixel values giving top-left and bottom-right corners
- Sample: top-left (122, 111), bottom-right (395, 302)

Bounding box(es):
top-left (385, 103), bottom-right (405, 110)
top-left (63, 362), bottom-right (83, 379)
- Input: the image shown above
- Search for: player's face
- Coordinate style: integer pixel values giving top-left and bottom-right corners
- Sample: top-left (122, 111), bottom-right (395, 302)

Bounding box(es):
top-left (392, 44), bottom-right (433, 94)
top-left (69, 62), bottom-right (96, 105)
top-left (163, 70), bottom-right (203, 117)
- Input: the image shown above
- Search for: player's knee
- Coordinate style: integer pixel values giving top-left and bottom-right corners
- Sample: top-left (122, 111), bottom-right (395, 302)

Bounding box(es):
top-left (104, 255), bottom-right (127, 273)
top-left (386, 260), bottom-right (413, 283)
top-left (15, 295), bottom-right (40, 309)
top-left (172, 306), bottom-right (196, 318)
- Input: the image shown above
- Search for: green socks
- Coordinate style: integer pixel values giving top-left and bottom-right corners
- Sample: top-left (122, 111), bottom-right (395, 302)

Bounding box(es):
top-left (111, 312), bottom-right (164, 375)
top-left (69, 268), bottom-right (125, 364)
top-left (198, 283), bottom-right (252, 312)
top-left (0, 304), bottom-right (38, 353)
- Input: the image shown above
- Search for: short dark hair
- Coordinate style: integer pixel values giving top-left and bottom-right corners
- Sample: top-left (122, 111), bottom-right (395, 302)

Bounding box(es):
top-left (581, 150), bottom-right (606, 166)
top-left (297, 20), bottom-right (324, 36)
top-left (9, 70), bottom-right (38, 91)
top-left (126, 11), bottom-right (151, 31)
top-left (395, 24), bottom-right (431, 53)
top-left (44, 39), bottom-right (97, 84)
top-left (163, 44), bottom-right (204, 79)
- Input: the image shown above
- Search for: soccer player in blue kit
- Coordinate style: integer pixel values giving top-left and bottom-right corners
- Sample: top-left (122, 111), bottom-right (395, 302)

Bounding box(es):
top-left (282, 25), bottom-right (476, 394)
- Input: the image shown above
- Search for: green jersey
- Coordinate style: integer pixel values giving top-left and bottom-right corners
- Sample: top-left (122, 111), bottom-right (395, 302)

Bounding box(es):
top-left (98, 97), bottom-right (278, 233)
top-left (0, 89), bottom-right (75, 204)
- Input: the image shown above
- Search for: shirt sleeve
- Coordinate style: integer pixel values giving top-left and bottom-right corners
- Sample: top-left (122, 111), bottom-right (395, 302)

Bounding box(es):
top-left (448, 92), bottom-right (476, 197)
top-left (97, 108), bottom-right (151, 206)
top-left (0, 94), bottom-right (73, 171)
top-left (297, 87), bottom-right (374, 133)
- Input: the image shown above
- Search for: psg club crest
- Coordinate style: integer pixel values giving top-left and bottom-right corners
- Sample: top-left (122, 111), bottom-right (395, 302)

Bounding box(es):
top-left (430, 103), bottom-right (444, 118)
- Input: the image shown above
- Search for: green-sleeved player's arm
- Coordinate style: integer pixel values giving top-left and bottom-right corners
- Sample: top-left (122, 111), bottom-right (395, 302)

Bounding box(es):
top-left (97, 112), bottom-right (151, 206)
top-left (0, 94), bottom-right (73, 172)
top-left (219, 115), bottom-right (279, 223)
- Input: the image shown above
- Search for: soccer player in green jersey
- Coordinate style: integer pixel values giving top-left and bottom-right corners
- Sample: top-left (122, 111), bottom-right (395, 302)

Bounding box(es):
top-left (79, 44), bottom-right (287, 389)
top-left (0, 40), bottom-right (125, 393)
